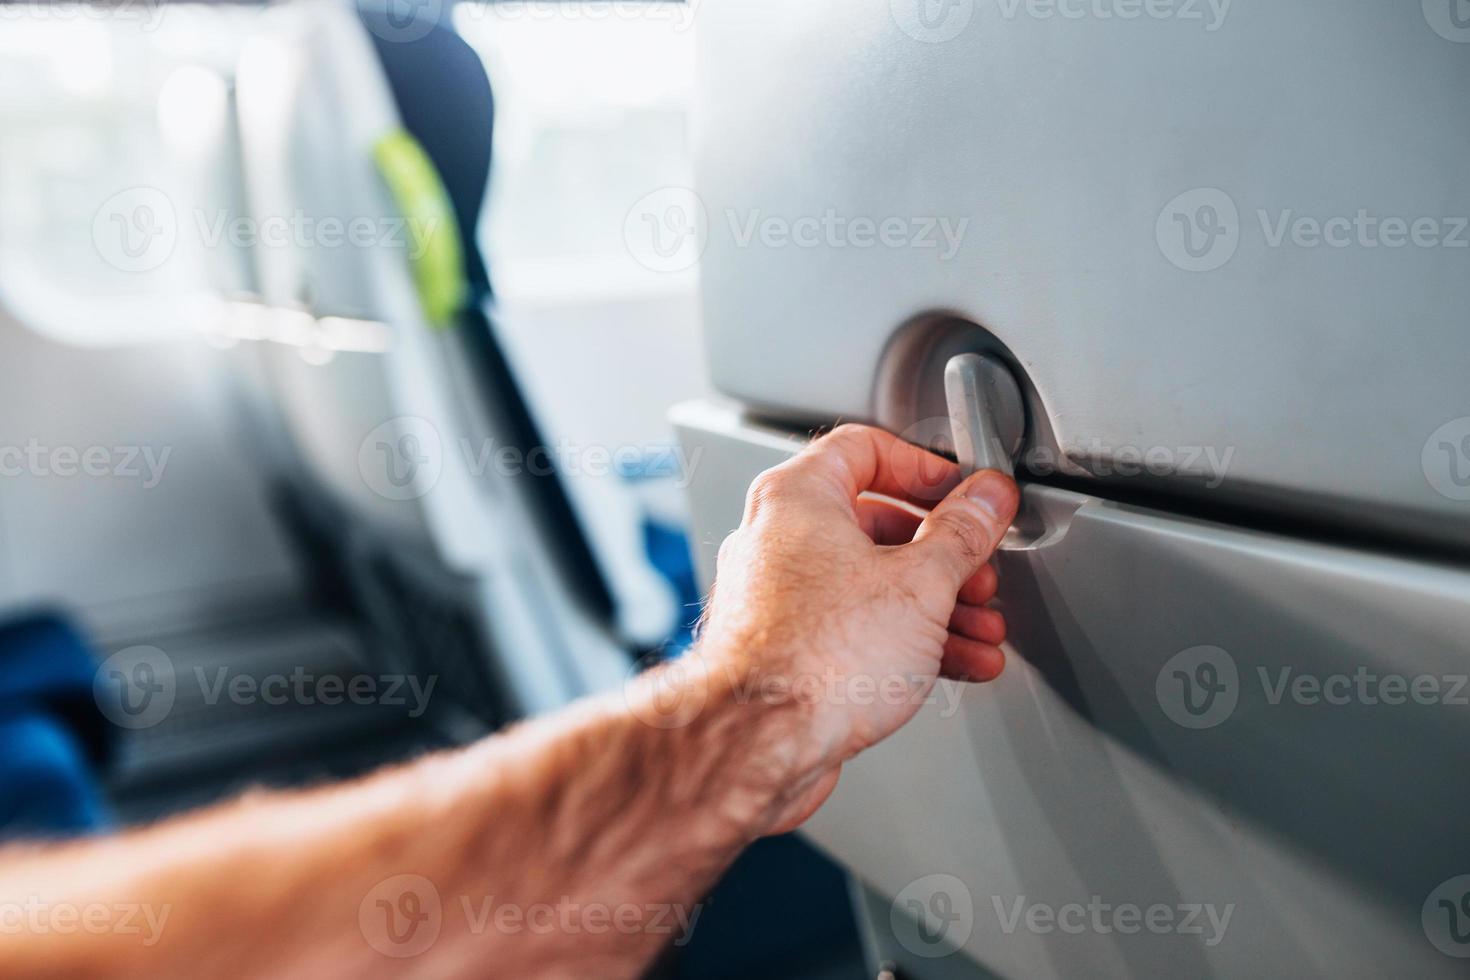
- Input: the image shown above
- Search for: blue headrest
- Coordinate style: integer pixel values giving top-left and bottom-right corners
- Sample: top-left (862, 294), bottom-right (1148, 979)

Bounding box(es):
top-left (357, 4), bottom-right (495, 299)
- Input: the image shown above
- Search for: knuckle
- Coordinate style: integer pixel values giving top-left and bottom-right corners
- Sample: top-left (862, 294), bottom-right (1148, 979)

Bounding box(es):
top-left (826, 422), bottom-right (866, 441)
top-left (811, 422), bottom-right (865, 455)
top-left (750, 468), bottom-right (788, 499)
top-left (935, 511), bottom-right (993, 564)
top-left (744, 468), bottom-right (789, 515)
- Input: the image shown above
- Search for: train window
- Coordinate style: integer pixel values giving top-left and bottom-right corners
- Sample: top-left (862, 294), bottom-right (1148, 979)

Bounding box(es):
top-left (0, 7), bottom-right (258, 348)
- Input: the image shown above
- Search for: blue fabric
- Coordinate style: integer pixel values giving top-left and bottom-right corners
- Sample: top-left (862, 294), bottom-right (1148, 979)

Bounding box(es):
top-left (0, 613), bottom-right (100, 703)
top-left (641, 518), bottom-right (702, 655)
top-left (0, 713), bottom-right (109, 837)
top-left (0, 612), bottom-right (114, 838)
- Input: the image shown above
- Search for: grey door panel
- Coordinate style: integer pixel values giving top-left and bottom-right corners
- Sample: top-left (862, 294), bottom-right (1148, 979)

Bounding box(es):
top-left (674, 401), bottom-right (1470, 979)
top-left (692, 0), bottom-right (1470, 549)
top-left (854, 883), bottom-right (1006, 980)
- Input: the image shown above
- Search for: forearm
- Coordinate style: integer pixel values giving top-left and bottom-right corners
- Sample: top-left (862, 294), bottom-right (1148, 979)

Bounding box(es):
top-left (0, 643), bottom-right (807, 979)
top-left (414, 647), bottom-right (814, 977)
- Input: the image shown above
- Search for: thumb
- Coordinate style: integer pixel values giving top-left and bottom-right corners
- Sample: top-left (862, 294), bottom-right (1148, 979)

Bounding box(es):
top-left (907, 470), bottom-right (1020, 589)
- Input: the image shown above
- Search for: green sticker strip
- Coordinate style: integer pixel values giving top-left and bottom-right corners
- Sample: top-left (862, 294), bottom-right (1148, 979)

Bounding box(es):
top-left (372, 129), bottom-right (466, 329)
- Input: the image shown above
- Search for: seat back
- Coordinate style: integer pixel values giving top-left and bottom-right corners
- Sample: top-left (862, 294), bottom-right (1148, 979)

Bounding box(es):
top-left (232, 0), bottom-right (646, 717)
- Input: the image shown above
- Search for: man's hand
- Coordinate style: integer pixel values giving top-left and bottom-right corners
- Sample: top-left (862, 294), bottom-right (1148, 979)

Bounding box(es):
top-left (0, 423), bottom-right (1018, 980)
top-left (690, 423), bottom-right (1020, 835)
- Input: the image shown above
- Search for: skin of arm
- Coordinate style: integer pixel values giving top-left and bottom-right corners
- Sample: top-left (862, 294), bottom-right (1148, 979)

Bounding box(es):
top-left (0, 424), bottom-right (1019, 980)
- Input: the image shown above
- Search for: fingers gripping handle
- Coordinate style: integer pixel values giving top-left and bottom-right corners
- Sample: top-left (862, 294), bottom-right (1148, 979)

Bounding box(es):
top-left (944, 353), bottom-right (1025, 478)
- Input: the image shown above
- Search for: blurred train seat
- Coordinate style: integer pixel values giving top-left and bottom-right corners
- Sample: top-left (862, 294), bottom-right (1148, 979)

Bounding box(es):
top-left (0, 612), bottom-right (113, 837)
top-left (228, 0), bottom-right (676, 725)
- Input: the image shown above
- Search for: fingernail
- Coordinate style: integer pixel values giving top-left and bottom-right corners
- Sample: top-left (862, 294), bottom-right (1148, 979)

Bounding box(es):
top-left (965, 472), bottom-right (1011, 521)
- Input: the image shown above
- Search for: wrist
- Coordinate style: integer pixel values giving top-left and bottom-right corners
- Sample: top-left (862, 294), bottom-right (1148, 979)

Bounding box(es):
top-left (623, 639), bottom-right (839, 839)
